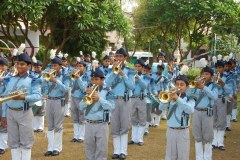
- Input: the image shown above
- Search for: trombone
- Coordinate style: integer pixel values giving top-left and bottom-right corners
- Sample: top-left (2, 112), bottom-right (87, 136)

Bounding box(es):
top-left (189, 76), bottom-right (205, 89)
top-left (0, 88), bottom-right (27, 104)
top-left (159, 88), bottom-right (182, 104)
top-left (43, 69), bottom-right (56, 81)
top-left (70, 69), bottom-right (81, 80)
top-left (214, 72), bottom-right (221, 84)
top-left (112, 61), bottom-right (123, 74)
top-left (83, 84), bottom-right (99, 105)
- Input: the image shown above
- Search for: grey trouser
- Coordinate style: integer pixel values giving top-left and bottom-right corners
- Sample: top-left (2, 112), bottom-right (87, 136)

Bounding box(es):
top-left (213, 98), bottom-right (227, 130)
top-left (71, 97), bottom-right (85, 124)
top-left (226, 101), bottom-right (233, 115)
top-left (146, 103), bottom-right (152, 123)
top-left (85, 122), bottom-right (108, 160)
top-left (151, 102), bottom-right (161, 115)
top-left (192, 110), bottom-right (214, 143)
top-left (232, 101), bottom-right (237, 109)
top-left (7, 108), bottom-right (34, 149)
top-left (111, 99), bottom-right (131, 137)
top-left (131, 98), bottom-right (146, 126)
top-left (0, 106), bottom-right (7, 133)
top-left (166, 128), bottom-right (190, 160)
top-left (46, 99), bottom-right (64, 132)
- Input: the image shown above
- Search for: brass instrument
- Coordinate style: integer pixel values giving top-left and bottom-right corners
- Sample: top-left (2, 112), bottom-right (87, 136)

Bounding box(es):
top-left (189, 76), bottom-right (205, 89)
top-left (0, 88), bottom-right (27, 104)
top-left (112, 61), bottom-right (123, 74)
top-left (10, 64), bottom-right (18, 76)
top-left (159, 88), bottom-right (181, 104)
top-left (214, 72), bottom-right (220, 84)
top-left (70, 69), bottom-right (81, 80)
top-left (43, 69), bottom-right (56, 81)
top-left (0, 70), bottom-right (6, 78)
top-left (83, 84), bottom-right (99, 105)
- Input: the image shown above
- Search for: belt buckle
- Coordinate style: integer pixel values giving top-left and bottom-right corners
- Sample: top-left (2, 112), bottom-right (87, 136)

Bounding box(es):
top-left (92, 120), bottom-right (98, 124)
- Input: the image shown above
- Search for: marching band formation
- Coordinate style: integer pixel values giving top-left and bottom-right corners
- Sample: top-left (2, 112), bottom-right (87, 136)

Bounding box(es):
top-left (0, 45), bottom-right (239, 160)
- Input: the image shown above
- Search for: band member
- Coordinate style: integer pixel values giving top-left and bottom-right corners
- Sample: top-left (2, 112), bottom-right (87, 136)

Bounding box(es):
top-left (84, 54), bottom-right (92, 71)
top-left (31, 57), bottom-right (45, 132)
top-left (79, 68), bottom-right (114, 160)
top-left (0, 57), bottom-right (9, 154)
top-left (71, 59), bottom-right (90, 143)
top-left (128, 59), bottom-right (150, 146)
top-left (43, 56), bottom-right (70, 156)
top-left (190, 66), bottom-right (218, 160)
top-left (224, 59), bottom-right (236, 131)
top-left (151, 61), bottom-right (168, 127)
top-left (1, 52), bottom-right (42, 160)
top-left (105, 48), bottom-right (135, 159)
top-left (62, 53), bottom-right (72, 117)
top-left (143, 63), bottom-right (154, 135)
top-left (159, 74), bottom-right (195, 160)
top-left (212, 59), bottom-right (233, 150)
top-left (99, 55), bottom-right (111, 77)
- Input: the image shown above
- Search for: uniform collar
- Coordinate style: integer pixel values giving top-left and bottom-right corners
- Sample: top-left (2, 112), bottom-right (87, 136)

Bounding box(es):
top-left (17, 72), bottom-right (29, 78)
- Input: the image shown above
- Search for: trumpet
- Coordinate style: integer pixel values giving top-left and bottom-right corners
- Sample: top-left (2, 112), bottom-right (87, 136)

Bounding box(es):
top-left (0, 70), bottom-right (6, 78)
top-left (112, 61), bottom-right (123, 74)
top-left (189, 76), bottom-right (205, 89)
top-left (10, 64), bottom-right (18, 76)
top-left (43, 69), bottom-right (56, 81)
top-left (214, 72), bottom-right (221, 84)
top-left (0, 88), bottom-right (27, 104)
top-left (70, 69), bottom-right (81, 80)
top-left (83, 84), bottom-right (99, 105)
top-left (159, 88), bottom-right (182, 104)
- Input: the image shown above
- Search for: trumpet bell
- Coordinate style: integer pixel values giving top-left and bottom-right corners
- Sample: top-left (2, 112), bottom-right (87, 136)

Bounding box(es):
top-left (83, 96), bottom-right (93, 105)
top-left (159, 91), bottom-right (170, 103)
top-left (43, 69), bottom-right (56, 81)
top-left (189, 80), bottom-right (196, 89)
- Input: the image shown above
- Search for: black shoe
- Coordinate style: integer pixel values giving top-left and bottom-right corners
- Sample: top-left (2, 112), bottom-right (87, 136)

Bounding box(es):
top-left (119, 153), bottom-right (126, 159)
top-left (34, 130), bottom-right (38, 132)
top-left (144, 132), bottom-right (149, 136)
top-left (71, 138), bottom-right (78, 142)
top-left (128, 140), bottom-right (135, 145)
top-left (112, 154), bottom-right (119, 159)
top-left (226, 127), bottom-right (232, 131)
top-left (65, 115), bottom-right (70, 118)
top-left (161, 117), bottom-right (167, 120)
top-left (138, 142), bottom-right (144, 146)
top-left (219, 146), bottom-right (225, 150)
top-left (0, 149), bottom-right (5, 154)
top-left (232, 119), bottom-right (238, 122)
top-left (52, 150), bottom-right (60, 156)
top-left (78, 139), bottom-right (84, 143)
top-left (212, 145), bottom-right (218, 149)
top-left (37, 129), bottom-right (43, 132)
top-left (44, 151), bottom-right (53, 156)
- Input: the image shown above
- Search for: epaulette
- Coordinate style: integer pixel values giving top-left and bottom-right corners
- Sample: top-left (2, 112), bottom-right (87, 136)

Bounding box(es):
top-left (103, 87), bottom-right (111, 91)
top-left (127, 68), bottom-right (137, 75)
top-left (143, 74), bottom-right (152, 80)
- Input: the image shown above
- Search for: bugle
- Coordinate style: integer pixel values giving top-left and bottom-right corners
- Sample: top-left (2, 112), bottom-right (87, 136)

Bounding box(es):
top-left (0, 88), bottom-right (27, 104)
top-left (70, 69), bottom-right (81, 80)
top-left (83, 84), bottom-right (99, 105)
top-left (112, 61), bottom-right (123, 74)
top-left (43, 69), bottom-right (56, 81)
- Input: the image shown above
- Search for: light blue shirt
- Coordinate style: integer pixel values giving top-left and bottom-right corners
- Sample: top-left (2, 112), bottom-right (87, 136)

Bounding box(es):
top-left (188, 82), bottom-right (218, 109)
top-left (2, 73), bottom-right (42, 117)
top-left (159, 95), bottom-right (195, 128)
top-left (79, 87), bottom-right (115, 121)
top-left (71, 72), bottom-right (90, 99)
top-left (131, 73), bottom-right (150, 96)
top-left (42, 73), bottom-right (70, 97)
top-left (105, 67), bottom-right (135, 97)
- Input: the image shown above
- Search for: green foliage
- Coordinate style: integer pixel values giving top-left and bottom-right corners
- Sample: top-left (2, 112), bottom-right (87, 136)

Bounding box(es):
top-left (186, 67), bottom-right (201, 80)
top-left (133, 0), bottom-right (240, 58)
top-left (0, 0), bottom-right (129, 60)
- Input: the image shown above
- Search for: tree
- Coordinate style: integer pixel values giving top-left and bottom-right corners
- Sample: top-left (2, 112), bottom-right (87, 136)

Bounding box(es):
top-left (0, 0), bottom-right (129, 65)
top-left (133, 0), bottom-right (240, 60)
